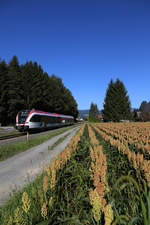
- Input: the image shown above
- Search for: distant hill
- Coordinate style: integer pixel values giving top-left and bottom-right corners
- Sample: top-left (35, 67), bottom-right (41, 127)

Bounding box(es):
top-left (78, 110), bottom-right (89, 118)
top-left (78, 109), bottom-right (102, 118)
top-left (79, 108), bottom-right (135, 118)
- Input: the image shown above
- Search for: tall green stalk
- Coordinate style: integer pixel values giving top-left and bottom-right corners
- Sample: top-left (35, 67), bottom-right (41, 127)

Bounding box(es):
top-left (113, 175), bottom-right (150, 225)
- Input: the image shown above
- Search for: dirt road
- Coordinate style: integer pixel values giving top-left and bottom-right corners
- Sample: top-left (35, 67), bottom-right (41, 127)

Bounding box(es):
top-left (0, 126), bottom-right (80, 206)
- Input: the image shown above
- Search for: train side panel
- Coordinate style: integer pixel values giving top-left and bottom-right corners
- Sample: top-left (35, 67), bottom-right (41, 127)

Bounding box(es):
top-left (16, 110), bottom-right (74, 132)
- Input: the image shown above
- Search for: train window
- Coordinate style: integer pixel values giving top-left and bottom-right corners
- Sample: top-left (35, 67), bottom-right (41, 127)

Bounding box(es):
top-left (49, 116), bottom-right (55, 123)
top-left (58, 118), bottom-right (60, 123)
top-left (53, 117), bottom-right (57, 123)
top-left (42, 115), bottom-right (55, 124)
top-left (47, 116), bottom-right (53, 123)
top-left (18, 110), bottom-right (30, 123)
top-left (47, 116), bottom-right (50, 123)
top-left (30, 115), bottom-right (41, 122)
top-left (39, 115), bottom-right (65, 124)
top-left (56, 117), bottom-right (61, 123)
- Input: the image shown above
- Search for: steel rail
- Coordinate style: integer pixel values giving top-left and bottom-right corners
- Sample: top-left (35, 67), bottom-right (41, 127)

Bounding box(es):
top-left (0, 133), bottom-right (25, 141)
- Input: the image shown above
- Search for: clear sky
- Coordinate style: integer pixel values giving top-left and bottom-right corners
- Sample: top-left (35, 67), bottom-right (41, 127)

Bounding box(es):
top-left (0, 0), bottom-right (150, 110)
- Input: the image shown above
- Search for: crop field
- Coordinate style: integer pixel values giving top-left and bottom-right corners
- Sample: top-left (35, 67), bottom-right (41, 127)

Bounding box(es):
top-left (0, 122), bottom-right (150, 225)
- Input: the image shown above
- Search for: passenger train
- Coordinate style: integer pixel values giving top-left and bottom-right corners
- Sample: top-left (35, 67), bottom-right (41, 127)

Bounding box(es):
top-left (16, 109), bottom-right (74, 132)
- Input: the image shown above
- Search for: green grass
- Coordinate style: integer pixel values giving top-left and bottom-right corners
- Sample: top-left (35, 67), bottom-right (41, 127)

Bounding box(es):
top-left (48, 132), bottom-right (71, 151)
top-left (0, 125), bottom-right (79, 162)
top-left (0, 171), bottom-right (46, 225)
top-left (0, 130), bottom-right (20, 137)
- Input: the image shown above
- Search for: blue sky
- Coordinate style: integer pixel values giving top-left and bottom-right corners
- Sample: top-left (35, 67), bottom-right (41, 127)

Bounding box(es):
top-left (0, 0), bottom-right (150, 110)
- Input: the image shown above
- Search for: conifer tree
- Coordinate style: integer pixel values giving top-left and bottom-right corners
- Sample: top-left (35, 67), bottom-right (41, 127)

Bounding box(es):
top-left (103, 78), bottom-right (131, 122)
top-left (50, 75), bottom-right (65, 113)
top-left (62, 87), bottom-right (78, 117)
top-left (139, 101), bottom-right (147, 112)
top-left (40, 72), bottom-right (52, 112)
top-left (7, 56), bottom-right (24, 124)
top-left (47, 74), bottom-right (78, 118)
top-left (21, 61), bottom-right (48, 111)
top-left (89, 102), bottom-right (99, 122)
top-left (21, 61), bottom-right (33, 109)
top-left (31, 62), bottom-right (45, 109)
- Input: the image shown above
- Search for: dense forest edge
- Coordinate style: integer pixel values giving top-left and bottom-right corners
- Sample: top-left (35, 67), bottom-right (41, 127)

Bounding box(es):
top-left (0, 56), bottom-right (78, 125)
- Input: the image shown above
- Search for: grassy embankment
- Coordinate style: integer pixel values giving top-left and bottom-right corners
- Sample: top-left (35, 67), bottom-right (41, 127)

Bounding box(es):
top-left (0, 130), bottom-right (19, 137)
top-left (0, 125), bottom-right (79, 162)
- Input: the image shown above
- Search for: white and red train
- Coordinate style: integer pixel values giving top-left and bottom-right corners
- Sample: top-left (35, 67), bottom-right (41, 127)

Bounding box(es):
top-left (16, 109), bottom-right (74, 132)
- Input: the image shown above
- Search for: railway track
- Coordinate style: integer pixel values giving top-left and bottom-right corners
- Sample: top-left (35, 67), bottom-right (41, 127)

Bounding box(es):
top-left (0, 133), bottom-right (25, 141)
top-left (0, 125), bottom-right (77, 143)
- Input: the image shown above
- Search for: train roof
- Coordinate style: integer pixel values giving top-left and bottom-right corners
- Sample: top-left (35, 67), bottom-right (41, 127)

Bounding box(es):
top-left (18, 109), bottom-right (74, 119)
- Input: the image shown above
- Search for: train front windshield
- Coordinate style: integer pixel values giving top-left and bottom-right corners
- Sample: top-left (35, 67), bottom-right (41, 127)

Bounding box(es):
top-left (18, 110), bottom-right (30, 123)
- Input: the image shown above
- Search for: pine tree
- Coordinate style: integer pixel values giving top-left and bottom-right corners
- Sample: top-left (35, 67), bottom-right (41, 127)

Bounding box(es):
top-left (47, 74), bottom-right (78, 118)
top-left (103, 78), bottom-right (131, 122)
top-left (47, 75), bottom-right (64, 113)
top-left (40, 72), bottom-right (52, 112)
top-left (21, 61), bottom-right (48, 111)
top-left (31, 62), bottom-right (45, 109)
top-left (7, 56), bottom-right (24, 124)
top-left (132, 109), bottom-right (140, 121)
top-left (89, 102), bottom-right (99, 122)
top-left (63, 87), bottom-right (78, 118)
top-left (21, 61), bottom-right (34, 109)
top-left (139, 101), bottom-right (147, 112)
top-left (102, 79), bottom-right (116, 121)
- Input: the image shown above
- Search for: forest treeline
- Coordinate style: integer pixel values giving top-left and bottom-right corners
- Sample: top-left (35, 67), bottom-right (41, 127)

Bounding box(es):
top-left (0, 56), bottom-right (78, 125)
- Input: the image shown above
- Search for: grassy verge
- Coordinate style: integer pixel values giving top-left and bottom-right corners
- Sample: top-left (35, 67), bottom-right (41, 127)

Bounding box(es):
top-left (0, 171), bottom-right (46, 225)
top-left (0, 125), bottom-right (79, 162)
top-left (0, 130), bottom-right (19, 137)
top-left (48, 132), bottom-right (71, 151)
